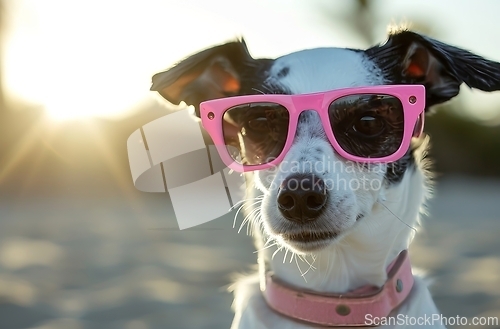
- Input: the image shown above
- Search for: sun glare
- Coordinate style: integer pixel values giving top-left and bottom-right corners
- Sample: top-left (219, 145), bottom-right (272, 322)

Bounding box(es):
top-left (3, 0), bottom-right (200, 121)
top-left (5, 1), bottom-right (500, 122)
top-left (3, 1), bottom-right (154, 121)
top-left (3, 0), bottom-right (339, 122)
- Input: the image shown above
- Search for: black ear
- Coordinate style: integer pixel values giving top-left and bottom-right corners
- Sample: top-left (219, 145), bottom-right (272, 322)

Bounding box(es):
top-left (151, 39), bottom-right (264, 116)
top-left (366, 30), bottom-right (500, 108)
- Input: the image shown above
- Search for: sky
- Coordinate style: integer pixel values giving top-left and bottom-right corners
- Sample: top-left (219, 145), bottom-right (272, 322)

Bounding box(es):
top-left (3, 0), bottom-right (500, 121)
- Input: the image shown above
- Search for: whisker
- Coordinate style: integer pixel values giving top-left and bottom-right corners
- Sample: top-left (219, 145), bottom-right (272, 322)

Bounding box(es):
top-left (272, 246), bottom-right (284, 260)
top-left (301, 261), bottom-right (315, 276)
top-left (247, 209), bottom-right (261, 236)
top-left (283, 249), bottom-right (289, 264)
top-left (237, 209), bottom-right (254, 234)
top-left (251, 88), bottom-right (266, 95)
top-left (298, 254), bottom-right (317, 272)
top-left (377, 201), bottom-right (417, 232)
top-left (255, 85), bottom-right (275, 94)
top-left (232, 198), bottom-right (262, 228)
top-left (230, 195), bottom-right (264, 211)
top-left (294, 255), bottom-right (308, 282)
top-left (253, 242), bottom-right (278, 254)
top-left (379, 198), bottom-right (402, 204)
top-left (238, 207), bottom-right (260, 234)
top-left (304, 256), bottom-right (316, 271)
top-left (263, 237), bottom-right (275, 247)
top-left (242, 200), bottom-right (264, 213)
top-left (233, 203), bottom-right (246, 229)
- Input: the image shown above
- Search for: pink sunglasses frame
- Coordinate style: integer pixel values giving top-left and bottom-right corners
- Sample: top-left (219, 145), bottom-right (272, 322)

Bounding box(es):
top-left (200, 84), bottom-right (426, 172)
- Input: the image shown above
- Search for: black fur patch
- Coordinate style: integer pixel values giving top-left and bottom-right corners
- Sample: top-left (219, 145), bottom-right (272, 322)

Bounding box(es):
top-left (365, 30), bottom-right (500, 109)
top-left (384, 148), bottom-right (415, 184)
top-left (277, 66), bottom-right (290, 78)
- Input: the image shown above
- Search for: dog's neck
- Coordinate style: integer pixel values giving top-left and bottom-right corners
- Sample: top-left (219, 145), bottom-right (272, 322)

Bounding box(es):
top-left (257, 168), bottom-right (427, 294)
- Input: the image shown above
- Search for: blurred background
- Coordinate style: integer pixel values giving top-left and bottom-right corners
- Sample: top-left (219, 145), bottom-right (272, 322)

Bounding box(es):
top-left (0, 0), bottom-right (499, 328)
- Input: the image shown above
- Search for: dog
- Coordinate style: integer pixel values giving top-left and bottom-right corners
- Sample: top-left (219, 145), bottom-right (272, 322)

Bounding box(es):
top-left (150, 29), bottom-right (500, 328)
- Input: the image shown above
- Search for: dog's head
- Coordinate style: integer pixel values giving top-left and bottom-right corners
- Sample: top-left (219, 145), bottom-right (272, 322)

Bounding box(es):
top-left (152, 30), bottom-right (500, 254)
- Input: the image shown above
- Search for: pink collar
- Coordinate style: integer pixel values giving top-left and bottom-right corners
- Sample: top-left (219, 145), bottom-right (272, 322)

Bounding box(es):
top-left (262, 250), bottom-right (414, 327)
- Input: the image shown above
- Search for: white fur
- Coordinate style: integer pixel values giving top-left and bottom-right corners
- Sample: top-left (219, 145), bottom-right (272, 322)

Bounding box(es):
top-left (266, 48), bottom-right (385, 94)
top-left (231, 169), bottom-right (444, 329)
top-left (230, 48), bottom-right (445, 328)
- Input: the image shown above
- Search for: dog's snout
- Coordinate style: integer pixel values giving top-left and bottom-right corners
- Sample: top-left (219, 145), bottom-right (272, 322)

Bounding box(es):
top-left (277, 174), bottom-right (327, 223)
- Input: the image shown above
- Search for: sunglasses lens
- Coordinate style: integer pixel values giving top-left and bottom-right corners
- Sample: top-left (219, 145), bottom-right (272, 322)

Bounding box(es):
top-left (222, 102), bottom-right (289, 165)
top-left (329, 94), bottom-right (404, 159)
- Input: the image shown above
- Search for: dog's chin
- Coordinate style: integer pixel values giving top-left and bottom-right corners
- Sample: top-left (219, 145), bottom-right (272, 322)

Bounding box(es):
top-left (266, 214), bottom-right (364, 254)
top-left (278, 232), bottom-right (337, 253)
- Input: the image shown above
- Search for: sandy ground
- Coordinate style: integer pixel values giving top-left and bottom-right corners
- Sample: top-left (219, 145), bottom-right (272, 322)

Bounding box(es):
top-left (0, 176), bottom-right (499, 329)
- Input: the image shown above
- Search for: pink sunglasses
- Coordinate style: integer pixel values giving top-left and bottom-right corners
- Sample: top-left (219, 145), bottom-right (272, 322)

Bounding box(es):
top-left (200, 85), bottom-right (425, 172)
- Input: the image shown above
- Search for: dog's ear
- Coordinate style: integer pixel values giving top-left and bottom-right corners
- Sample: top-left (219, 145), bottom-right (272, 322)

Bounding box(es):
top-left (151, 39), bottom-right (259, 116)
top-left (367, 30), bottom-right (500, 108)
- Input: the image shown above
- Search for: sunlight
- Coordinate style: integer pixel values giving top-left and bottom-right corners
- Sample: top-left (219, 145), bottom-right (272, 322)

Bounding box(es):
top-left (0, 118), bottom-right (46, 184)
top-left (4, 0), bottom-right (500, 122)
top-left (4, 1), bottom-right (153, 120)
top-left (4, 1), bottom-right (208, 121)
top-left (83, 120), bottom-right (142, 203)
top-left (2, 0), bottom-right (339, 121)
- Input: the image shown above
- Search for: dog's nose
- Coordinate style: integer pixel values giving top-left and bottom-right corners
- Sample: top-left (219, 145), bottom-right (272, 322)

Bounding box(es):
top-left (277, 174), bottom-right (327, 223)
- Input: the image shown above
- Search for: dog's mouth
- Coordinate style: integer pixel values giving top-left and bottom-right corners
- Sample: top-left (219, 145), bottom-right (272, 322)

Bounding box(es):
top-left (280, 231), bottom-right (338, 243)
top-left (277, 214), bottom-right (363, 245)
